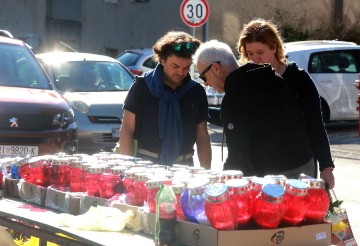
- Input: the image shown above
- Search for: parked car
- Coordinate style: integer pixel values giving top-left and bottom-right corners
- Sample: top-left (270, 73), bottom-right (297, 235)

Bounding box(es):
top-left (206, 87), bottom-right (224, 107)
top-left (285, 40), bottom-right (360, 122)
top-left (36, 52), bottom-right (134, 154)
top-left (116, 48), bottom-right (157, 76)
top-left (0, 36), bottom-right (77, 157)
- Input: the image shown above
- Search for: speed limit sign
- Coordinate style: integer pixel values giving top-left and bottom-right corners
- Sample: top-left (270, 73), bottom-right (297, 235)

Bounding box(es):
top-left (180, 0), bottom-right (209, 28)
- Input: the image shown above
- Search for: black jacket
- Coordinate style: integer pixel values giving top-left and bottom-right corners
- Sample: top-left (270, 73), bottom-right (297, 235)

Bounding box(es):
top-left (282, 62), bottom-right (334, 172)
top-left (221, 63), bottom-right (313, 176)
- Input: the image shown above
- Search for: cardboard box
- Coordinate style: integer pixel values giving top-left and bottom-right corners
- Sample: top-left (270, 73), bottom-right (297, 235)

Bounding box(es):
top-left (176, 220), bottom-right (331, 246)
top-left (79, 194), bottom-right (110, 214)
top-left (45, 186), bottom-right (82, 215)
top-left (5, 177), bottom-right (20, 197)
top-left (18, 179), bottom-right (47, 206)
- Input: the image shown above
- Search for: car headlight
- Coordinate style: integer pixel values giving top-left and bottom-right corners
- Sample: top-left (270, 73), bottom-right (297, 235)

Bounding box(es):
top-left (71, 100), bottom-right (90, 113)
top-left (52, 108), bottom-right (75, 129)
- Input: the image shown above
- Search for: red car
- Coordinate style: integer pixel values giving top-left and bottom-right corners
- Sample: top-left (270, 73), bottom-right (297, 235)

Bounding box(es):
top-left (0, 35), bottom-right (78, 157)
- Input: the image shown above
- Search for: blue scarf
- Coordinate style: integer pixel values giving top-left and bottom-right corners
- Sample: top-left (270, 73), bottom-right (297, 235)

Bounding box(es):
top-left (144, 64), bottom-right (197, 165)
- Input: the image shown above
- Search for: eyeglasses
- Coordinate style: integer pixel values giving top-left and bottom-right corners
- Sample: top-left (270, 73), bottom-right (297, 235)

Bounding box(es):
top-left (172, 42), bottom-right (196, 52)
top-left (199, 61), bottom-right (221, 82)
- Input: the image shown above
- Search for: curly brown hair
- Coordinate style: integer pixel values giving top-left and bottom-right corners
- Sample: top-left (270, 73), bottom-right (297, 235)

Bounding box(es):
top-left (153, 31), bottom-right (201, 62)
top-left (237, 18), bottom-right (287, 64)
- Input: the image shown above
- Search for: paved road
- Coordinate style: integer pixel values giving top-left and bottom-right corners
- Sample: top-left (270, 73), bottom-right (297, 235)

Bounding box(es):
top-left (195, 122), bottom-right (360, 243)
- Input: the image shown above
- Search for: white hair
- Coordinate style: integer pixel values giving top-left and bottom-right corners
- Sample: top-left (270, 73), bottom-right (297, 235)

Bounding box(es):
top-left (193, 40), bottom-right (239, 72)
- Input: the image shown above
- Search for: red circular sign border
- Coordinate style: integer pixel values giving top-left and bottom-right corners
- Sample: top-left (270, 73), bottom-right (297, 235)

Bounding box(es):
top-left (180, 0), bottom-right (209, 28)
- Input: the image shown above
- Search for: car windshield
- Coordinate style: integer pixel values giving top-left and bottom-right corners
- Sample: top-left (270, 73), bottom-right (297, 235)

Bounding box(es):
top-left (117, 51), bottom-right (142, 66)
top-left (48, 61), bottom-right (134, 92)
top-left (0, 44), bottom-right (51, 89)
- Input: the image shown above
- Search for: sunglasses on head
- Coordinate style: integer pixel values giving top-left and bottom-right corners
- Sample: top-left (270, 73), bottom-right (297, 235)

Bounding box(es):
top-left (172, 42), bottom-right (196, 52)
top-left (199, 61), bottom-right (221, 82)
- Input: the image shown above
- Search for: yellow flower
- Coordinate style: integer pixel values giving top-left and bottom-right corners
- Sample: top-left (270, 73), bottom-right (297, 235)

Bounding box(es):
top-left (332, 220), bottom-right (349, 234)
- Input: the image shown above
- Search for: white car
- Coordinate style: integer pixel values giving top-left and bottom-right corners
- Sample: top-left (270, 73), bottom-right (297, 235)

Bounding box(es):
top-left (285, 40), bottom-right (360, 122)
top-left (116, 48), bottom-right (157, 76)
top-left (36, 52), bottom-right (134, 154)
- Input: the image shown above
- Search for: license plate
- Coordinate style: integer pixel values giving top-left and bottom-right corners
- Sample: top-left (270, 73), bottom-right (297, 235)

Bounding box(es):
top-left (0, 145), bottom-right (39, 157)
top-left (112, 128), bottom-right (119, 138)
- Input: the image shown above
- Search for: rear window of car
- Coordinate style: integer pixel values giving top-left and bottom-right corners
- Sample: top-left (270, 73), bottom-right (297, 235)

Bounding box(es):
top-left (0, 44), bottom-right (51, 89)
top-left (117, 51), bottom-right (142, 66)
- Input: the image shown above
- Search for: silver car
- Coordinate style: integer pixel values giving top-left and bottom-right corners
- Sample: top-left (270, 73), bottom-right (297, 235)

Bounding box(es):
top-left (36, 52), bottom-right (134, 154)
top-left (116, 48), bottom-right (157, 76)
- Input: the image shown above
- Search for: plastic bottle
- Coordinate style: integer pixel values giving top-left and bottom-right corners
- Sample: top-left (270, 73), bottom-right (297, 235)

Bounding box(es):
top-left (155, 179), bottom-right (177, 246)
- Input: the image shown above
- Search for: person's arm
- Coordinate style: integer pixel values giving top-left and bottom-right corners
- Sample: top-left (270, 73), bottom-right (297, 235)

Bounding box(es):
top-left (195, 120), bottom-right (212, 170)
top-left (119, 109), bottom-right (136, 156)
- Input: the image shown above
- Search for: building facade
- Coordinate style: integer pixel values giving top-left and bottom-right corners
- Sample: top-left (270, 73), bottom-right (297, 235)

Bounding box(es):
top-left (0, 0), bottom-right (359, 57)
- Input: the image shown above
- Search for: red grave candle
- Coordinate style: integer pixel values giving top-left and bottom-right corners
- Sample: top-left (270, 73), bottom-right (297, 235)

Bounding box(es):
top-left (225, 178), bottom-right (252, 228)
top-left (205, 183), bottom-right (238, 230)
top-left (282, 179), bottom-right (309, 226)
top-left (303, 178), bottom-right (330, 223)
top-left (253, 183), bottom-right (287, 229)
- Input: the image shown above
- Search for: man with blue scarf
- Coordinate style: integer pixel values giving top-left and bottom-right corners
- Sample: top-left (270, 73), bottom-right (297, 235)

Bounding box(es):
top-left (119, 31), bottom-right (211, 169)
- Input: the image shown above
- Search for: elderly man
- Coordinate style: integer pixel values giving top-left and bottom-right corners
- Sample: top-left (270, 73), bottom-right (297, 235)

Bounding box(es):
top-left (193, 40), bottom-right (335, 188)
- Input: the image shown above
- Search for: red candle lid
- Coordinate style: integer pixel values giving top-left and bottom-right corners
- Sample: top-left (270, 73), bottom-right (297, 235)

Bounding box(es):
top-left (251, 177), bottom-right (270, 191)
top-left (265, 175), bottom-right (287, 187)
top-left (111, 166), bottom-right (128, 175)
top-left (261, 183), bottom-right (284, 204)
top-left (285, 179), bottom-right (308, 196)
top-left (145, 179), bottom-right (164, 189)
top-left (221, 170), bottom-right (243, 182)
top-left (305, 178), bottom-right (326, 189)
top-left (205, 183), bottom-right (229, 203)
top-left (172, 182), bottom-right (185, 194)
top-left (135, 172), bottom-right (148, 182)
top-left (71, 161), bottom-right (83, 169)
top-left (188, 178), bottom-right (209, 195)
top-left (88, 165), bottom-right (106, 174)
top-left (225, 178), bottom-right (249, 195)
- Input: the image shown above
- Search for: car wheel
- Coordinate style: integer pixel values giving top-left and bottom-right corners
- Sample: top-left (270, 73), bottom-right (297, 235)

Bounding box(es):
top-left (320, 98), bottom-right (330, 123)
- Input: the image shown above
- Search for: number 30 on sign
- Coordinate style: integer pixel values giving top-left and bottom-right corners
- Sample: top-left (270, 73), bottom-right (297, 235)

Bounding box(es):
top-left (180, 0), bottom-right (209, 28)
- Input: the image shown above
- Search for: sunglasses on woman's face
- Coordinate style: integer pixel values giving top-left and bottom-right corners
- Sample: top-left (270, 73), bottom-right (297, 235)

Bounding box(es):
top-left (172, 42), bottom-right (196, 52)
top-left (199, 61), bottom-right (221, 82)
